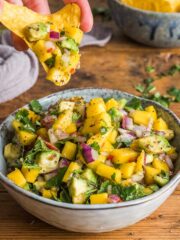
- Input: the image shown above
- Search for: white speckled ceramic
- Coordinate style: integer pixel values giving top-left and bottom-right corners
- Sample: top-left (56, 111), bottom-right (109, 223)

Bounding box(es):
top-left (0, 88), bottom-right (180, 233)
top-left (108, 0), bottom-right (180, 48)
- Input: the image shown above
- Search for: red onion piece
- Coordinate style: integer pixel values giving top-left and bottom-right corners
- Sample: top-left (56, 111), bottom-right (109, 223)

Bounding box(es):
top-left (131, 172), bottom-right (144, 182)
top-left (119, 109), bottom-right (128, 117)
top-left (81, 143), bottom-right (97, 163)
top-left (49, 31), bottom-right (60, 40)
top-left (159, 153), bottom-right (166, 160)
top-left (133, 125), bottom-right (146, 138)
top-left (55, 128), bottom-right (70, 140)
top-left (59, 158), bottom-right (70, 168)
top-left (122, 116), bottom-right (134, 130)
top-left (165, 156), bottom-right (174, 170)
top-left (146, 118), bottom-right (154, 132)
top-left (44, 170), bottom-right (58, 181)
top-left (108, 194), bottom-right (121, 203)
top-left (41, 115), bottom-right (56, 129)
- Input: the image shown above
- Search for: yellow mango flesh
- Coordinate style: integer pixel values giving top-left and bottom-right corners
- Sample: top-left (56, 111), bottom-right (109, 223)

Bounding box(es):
top-left (153, 118), bottom-right (168, 131)
top-left (86, 98), bottom-right (106, 117)
top-left (106, 98), bottom-right (119, 111)
top-left (53, 110), bottom-right (73, 132)
top-left (108, 129), bottom-right (118, 144)
top-left (120, 162), bottom-right (136, 179)
top-left (130, 110), bottom-right (153, 126)
top-left (36, 128), bottom-right (49, 140)
top-left (21, 166), bottom-right (40, 183)
top-left (96, 163), bottom-right (121, 183)
top-left (101, 141), bottom-right (114, 153)
top-left (145, 106), bottom-right (157, 121)
top-left (65, 123), bottom-right (77, 134)
top-left (121, 0), bottom-right (180, 13)
top-left (135, 150), bottom-right (145, 173)
top-left (90, 193), bottom-right (108, 204)
top-left (144, 166), bottom-right (161, 185)
top-left (87, 155), bottom-right (106, 171)
top-left (7, 169), bottom-right (26, 187)
top-left (62, 162), bottom-right (81, 183)
top-left (61, 141), bottom-right (77, 160)
top-left (110, 148), bottom-right (138, 164)
top-left (18, 130), bottom-right (37, 146)
top-left (152, 158), bottom-right (170, 173)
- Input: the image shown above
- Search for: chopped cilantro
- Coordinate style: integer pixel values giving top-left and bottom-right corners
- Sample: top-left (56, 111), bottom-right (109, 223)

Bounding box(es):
top-left (72, 112), bottom-right (81, 122)
top-left (167, 64), bottom-right (180, 76)
top-left (145, 65), bottom-right (155, 73)
top-left (125, 98), bottom-right (143, 111)
top-left (167, 87), bottom-right (180, 102)
top-left (15, 109), bottom-right (36, 133)
top-left (44, 55), bottom-right (55, 68)
top-left (143, 78), bottom-right (154, 85)
top-left (46, 167), bottom-right (67, 188)
top-left (135, 84), bottom-right (145, 93)
top-left (111, 173), bottom-right (116, 181)
top-left (100, 126), bottom-right (108, 135)
top-left (90, 142), bottom-right (100, 153)
top-left (29, 100), bottom-right (42, 114)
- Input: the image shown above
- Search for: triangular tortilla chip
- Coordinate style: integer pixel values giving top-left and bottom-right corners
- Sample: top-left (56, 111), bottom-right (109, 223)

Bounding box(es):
top-left (0, 1), bottom-right (83, 86)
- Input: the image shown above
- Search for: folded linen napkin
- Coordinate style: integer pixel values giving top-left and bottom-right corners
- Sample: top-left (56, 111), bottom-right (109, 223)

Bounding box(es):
top-left (0, 25), bottom-right (112, 103)
top-left (0, 30), bottom-right (39, 103)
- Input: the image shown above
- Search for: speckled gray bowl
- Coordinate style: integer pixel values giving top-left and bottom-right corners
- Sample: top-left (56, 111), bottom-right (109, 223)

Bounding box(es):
top-left (0, 88), bottom-right (180, 233)
top-left (108, 0), bottom-right (180, 48)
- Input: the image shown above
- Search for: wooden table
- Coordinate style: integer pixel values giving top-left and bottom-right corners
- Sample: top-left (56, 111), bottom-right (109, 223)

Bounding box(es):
top-left (0, 3), bottom-right (180, 239)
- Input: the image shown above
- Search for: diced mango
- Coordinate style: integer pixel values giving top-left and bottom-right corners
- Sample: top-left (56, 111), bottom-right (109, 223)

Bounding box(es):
top-left (41, 189), bottom-right (53, 199)
top-left (96, 163), bottom-right (121, 183)
top-left (145, 106), bottom-right (157, 121)
top-left (90, 193), bottom-right (108, 204)
top-left (61, 141), bottom-right (77, 160)
top-left (7, 168), bottom-right (26, 187)
top-left (21, 166), bottom-right (41, 183)
top-left (152, 158), bottom-right (169, 173)
top-left (87, 155), bottom-right (106, 170)
top-left (135, 150), bottom-right (145, 173)
top-left (59, 101), bottom-right (75, 112)
top-left (108, 129), bottom-right (118, 144)
top-left (27, 110), bottom-right (40, 122)
top-left (144, 166), bottom-right (161, 185)
top-left (106, 98), bottom-right (119, 111)
top-left (12, 119), bottom-right (22, 131)
top-left (65, 123), bottom-right (77, 134)
top-left (62, 162), bottom-right (81, 183)
top-left (66, 26), bottom-right (83, 44)
top-left (101, 141), bottom-right (114, 153)
top-left (18, 130), bottom-right (37, 146)
top-left (120, 162), bottom-right (136, 179)
top-left (82, 112), bottom-right (112, 134)
top-left (87, 130), bottom-right (112, 147)
top-left (86, 98), bottom-right (106, 118)
top-left (153, 118), bottom-right (168, 131)
top-left (36, 128), bottom-right (49, 140)
top-left (53, 110), bottom-right (72, 132)
top-left (110, 148), bottom-right (138, 164)
top-left (130, 110), bottom-right (153, 126)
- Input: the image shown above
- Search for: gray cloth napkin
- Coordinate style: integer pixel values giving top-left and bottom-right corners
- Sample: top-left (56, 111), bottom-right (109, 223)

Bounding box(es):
top-left (0, 30), bottom-right (39, 103)
top-left (0, 25), bottom-right (112, 103)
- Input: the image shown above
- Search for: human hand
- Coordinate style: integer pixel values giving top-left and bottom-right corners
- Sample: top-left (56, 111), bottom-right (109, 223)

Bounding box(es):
top-left (3, 0), bottom-right (93, 50)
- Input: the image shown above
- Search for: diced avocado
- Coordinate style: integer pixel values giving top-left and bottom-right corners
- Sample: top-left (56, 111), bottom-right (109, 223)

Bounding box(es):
top-left (68, 176), bottom-right (91, 204)
top-left (131, 135), bottom-right (172, 154)
top-left (61, 38), bottom-right (78, 52)
top-left (149, 184), bottom-right (159, 192)
top-left (25, 22), bottom-right (49, 42)
top-left (4, 143), bottom-right (21, 162)
top-left (154, 171), bottom-right (170, 187)
top-left (81, 168), bottom-right (97, 185)
top-left (118, 99), bottom-right (127, 109)
top-left (36, 150), bottom-right (60, 174)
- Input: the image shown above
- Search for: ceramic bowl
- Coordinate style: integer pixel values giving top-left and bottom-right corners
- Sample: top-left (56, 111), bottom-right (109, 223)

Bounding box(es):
top-left (0, 88), bottom-right (180, 233)
top-left (108, 0), bottom-right (180, 48)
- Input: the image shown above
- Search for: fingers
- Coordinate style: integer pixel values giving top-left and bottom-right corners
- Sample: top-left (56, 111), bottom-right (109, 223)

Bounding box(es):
top-left (63, 0), bottom-right (93, 32)
top-left (6, 0), bottom-right (23, 6)
top-left (0, 0), bottom-right (3, 13)
top-left (22, 0), bottom-right (50, 14)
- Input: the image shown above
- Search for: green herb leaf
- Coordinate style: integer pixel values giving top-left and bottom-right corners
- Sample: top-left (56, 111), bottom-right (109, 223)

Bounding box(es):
top-left (100, 126), bottom-right (108, 135)
top-left (135, 84), bottom-right (145, 93)
top-left (143, 78), bottom-right (154, 85)
top-left (167, 87), bottom-right (180, 102)
top-left (145, 65), bottom-right (155, 73)
top-left (119, 183), bottom-right (145, 201)
top-left (29, 100), bottom-right (42, 114)
top-left (167, 64), bottom-right (180, 76)
top-left (90, 142), bottom-right (100, 153)
top-left (125, 98), bottom-right (143, 111)
top-left (72, 112), bottom-right (81, 122)
top-left (46, 167), bottom-right (67, 188)
top-left (111, 173), bottom-right (116, 181)
top-left (15, 109), bottom-right (36, 133)
top-left (59, 186), bottom-right (72, 203)
top-left (44, 55), bottom-right (56, 68)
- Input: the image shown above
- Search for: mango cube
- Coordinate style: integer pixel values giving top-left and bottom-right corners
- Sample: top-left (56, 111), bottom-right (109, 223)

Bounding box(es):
top-left (96, 163), bottom-right (121, 183)
top-left (7, 169), bottom-right (26, 187)
top-left (90, 193), bottom-right (108, 204)
top-left (61, 141), bottom-right (77, 160)
top-left (111, 148), bottom-right (138, 164)
top-left (153, 118), bottom-right (168, 131)
top-left (63, 162), bottom-right (81, 182)
top-left (21, 166), bottom-right (40, 183)
top-left (120, 162), bottom-right (136, 179)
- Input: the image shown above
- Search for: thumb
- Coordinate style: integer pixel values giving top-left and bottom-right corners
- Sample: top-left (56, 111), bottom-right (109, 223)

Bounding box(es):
top-left (0, 0), bottom-right (3, 14)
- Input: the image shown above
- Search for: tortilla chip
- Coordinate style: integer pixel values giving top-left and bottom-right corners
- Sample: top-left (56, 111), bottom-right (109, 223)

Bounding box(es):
top-left (0, 1), bottom-right (83, 86)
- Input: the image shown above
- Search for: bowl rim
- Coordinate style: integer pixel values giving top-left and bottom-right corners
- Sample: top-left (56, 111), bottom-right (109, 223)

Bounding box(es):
top-left (0, 87), bottom-right (180, 210)
top-left (113, 0), bottom-right (180, 16)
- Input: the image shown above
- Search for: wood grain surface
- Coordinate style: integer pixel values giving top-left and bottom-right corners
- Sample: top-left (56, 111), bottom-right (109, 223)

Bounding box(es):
top-left (0, 1), bottom-right (180, 239)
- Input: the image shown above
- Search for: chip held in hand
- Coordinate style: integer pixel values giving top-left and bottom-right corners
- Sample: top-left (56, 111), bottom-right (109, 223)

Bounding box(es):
top-left (0, 1), bottom-right (83, 86)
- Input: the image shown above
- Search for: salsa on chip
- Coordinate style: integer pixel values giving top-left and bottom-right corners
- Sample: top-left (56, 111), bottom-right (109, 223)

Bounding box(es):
top-left (0, 1), bottom-right (83, 86)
